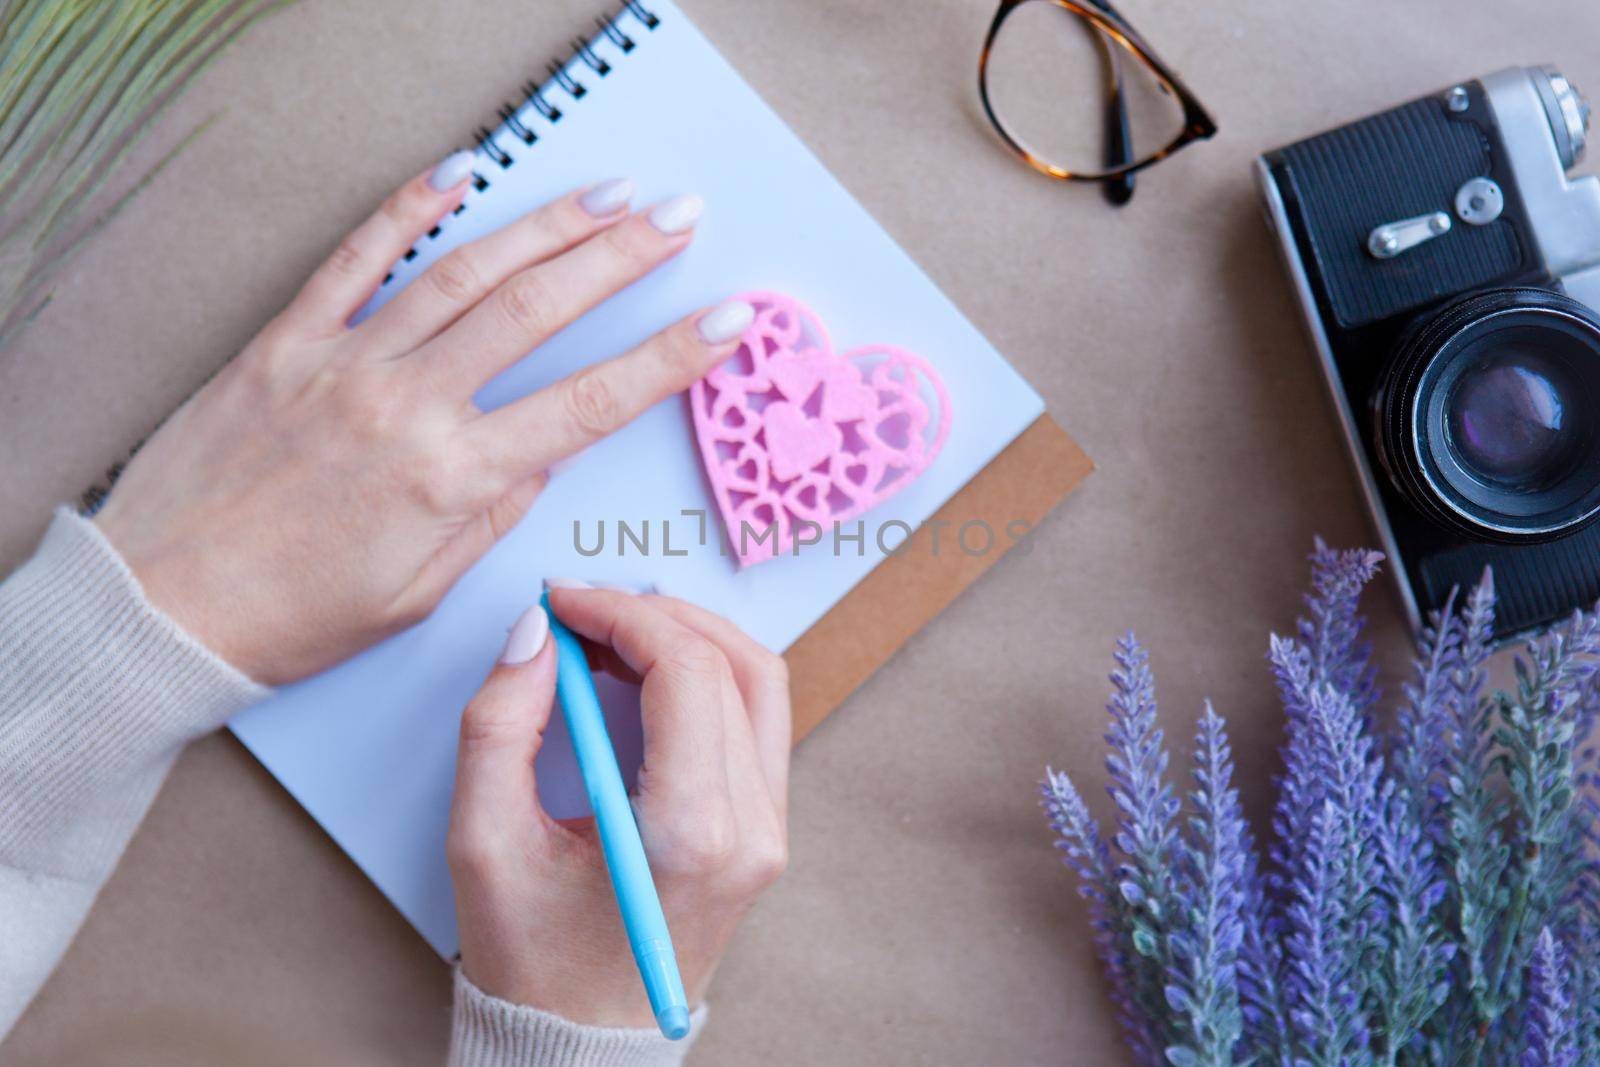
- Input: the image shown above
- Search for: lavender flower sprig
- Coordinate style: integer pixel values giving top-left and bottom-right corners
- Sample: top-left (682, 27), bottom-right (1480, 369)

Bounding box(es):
top-left (1298, 539), bottom-right (1384, 709)
top-left (1371, 787), bottom-right (1452, 1060)
top-left (1163, 705), bottom-right (1248, 1067)
top-left (1522, 927), bottom-right (1578, 1067)
top-left (1569, 921), bottom-right (1600, 1061)
top-left (1237, 853), bottom-right (1293, 1067)
top-left (1284, 799), bottom-right (1373, 1066)
top-left (1041, 769), bottom-right (1162, 1065)
top-left (1038, 548), bottom-right (1600, 1067)
top-left (1486, 611), bottom-right (1600, 1025)
top-left (1101, 634), bottom-right (1184, 1056)
top-left (1391, 589), bottom-right (1462, 831)
top-left (1102, 636), bottom-right (1181, 946)
top-left (1435, 571), bottom-right (1510, 1059)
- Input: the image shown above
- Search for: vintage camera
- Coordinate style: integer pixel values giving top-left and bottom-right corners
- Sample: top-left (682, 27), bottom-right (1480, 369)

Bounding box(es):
top-left (1258, 66), bottom-right (1600, 639)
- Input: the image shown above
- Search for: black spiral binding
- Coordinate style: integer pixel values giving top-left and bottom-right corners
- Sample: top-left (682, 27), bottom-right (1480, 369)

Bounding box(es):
top-left (595, 14), bottom-right (634, 52)
top-left (381, 0), bottom-right (660, 289)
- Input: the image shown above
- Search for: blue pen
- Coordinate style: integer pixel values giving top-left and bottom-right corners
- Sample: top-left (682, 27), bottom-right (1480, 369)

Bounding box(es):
top-left (540, 589), bottom-right (691, 1040)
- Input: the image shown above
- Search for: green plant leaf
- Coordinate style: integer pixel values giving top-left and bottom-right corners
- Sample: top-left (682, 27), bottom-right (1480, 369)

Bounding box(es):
top-left (0, 0), bottom-right (290, 346)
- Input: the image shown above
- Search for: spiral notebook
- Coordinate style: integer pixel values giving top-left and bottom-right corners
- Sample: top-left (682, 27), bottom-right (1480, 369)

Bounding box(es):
top-left (229, 0), bottom-right (1071, 959)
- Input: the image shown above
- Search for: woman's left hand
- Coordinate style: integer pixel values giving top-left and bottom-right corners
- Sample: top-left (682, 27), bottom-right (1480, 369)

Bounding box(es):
top-left (93, 165), bottom-right (746, 684)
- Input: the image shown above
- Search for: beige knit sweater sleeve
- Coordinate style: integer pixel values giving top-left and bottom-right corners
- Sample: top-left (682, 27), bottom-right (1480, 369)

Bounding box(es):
top-left (0, 509), bottom-right (702, 1065)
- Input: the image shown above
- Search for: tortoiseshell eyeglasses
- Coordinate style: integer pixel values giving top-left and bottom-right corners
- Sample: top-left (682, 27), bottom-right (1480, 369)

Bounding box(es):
top-left (978, 0), bottom-right (1217, 206)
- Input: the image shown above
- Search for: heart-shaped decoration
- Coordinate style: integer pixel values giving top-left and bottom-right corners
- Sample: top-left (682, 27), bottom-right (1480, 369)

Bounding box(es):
top-left (689, 292), bottom-right (952, 567)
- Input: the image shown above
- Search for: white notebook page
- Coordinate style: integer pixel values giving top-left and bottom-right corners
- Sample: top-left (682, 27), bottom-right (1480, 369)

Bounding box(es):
top-left (230, 0), bottom-right (1045, 958)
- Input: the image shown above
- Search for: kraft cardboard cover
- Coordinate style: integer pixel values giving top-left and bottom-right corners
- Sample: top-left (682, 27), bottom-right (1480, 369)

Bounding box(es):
top-left (787, 415), bottom-right (1090, 741)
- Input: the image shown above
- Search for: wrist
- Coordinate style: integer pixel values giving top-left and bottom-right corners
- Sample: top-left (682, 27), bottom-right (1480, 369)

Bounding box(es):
top-left (92, 499), bottom-right (299, 684)
top-left (93, 510), bottom-right (235, 672)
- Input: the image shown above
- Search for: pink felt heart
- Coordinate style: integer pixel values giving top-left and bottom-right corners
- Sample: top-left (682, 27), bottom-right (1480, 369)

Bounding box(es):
top-left (762, 402), bottom-right (842, 481)
top-left (690, 292), bottom-right (952, 567)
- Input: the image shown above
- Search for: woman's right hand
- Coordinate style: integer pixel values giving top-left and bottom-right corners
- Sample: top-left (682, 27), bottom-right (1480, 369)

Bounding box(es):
top-left (94, 156), bottom-right (754, 685)
top-left (447, 586), bottom-right (791, 1029)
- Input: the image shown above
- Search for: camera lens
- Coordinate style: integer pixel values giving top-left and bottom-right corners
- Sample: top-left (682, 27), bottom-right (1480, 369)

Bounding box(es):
top-left (1375, 288), bottom-right (1600, 543)
top-left (1447, 348), bottom-right (1582, 487)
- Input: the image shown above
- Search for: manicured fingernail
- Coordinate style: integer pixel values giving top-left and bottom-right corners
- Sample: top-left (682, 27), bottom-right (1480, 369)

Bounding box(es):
top-left (648, 194), bottom-right (703, 234)
top-left (428, 150), bottom-right (477, 192)
top-left (544, 577), bottom-right (593, 591)
top-left (500, 605), bottom-right (549, 665)
top-left (698, 299), bottom-right (755, 344)
top-left (580, 178), bottom-right (635, 216)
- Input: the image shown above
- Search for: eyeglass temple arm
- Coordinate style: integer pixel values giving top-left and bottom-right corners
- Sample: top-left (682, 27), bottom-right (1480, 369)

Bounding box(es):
top-left (1102, 55), bottom-right (1135, 204)
top-left (1087, 0), bottom-right (1134, 204)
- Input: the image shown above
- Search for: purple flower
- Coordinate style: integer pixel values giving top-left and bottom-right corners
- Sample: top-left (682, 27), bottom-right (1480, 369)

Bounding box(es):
top-left (1237, 851), bottom-right (1293, 1067)
top-left (1040, 769), bottom-right (1162, 1065)
top-left (1391, 589), bottom-right (1463, 832)
top-left (1522, 928), bottom-right (1578, 1067)
top-left (1266, 546), bottom-right (1385, 959)
top-left (1035, 549), bottom-right (1600, 1064)
top-left (1438, 570), bottom-right (1509, 1033)
top-left (1163, 704), bottom-right (1248, 1066)
top-left (1372, 786), bottom-right (1452, 1059)
top-left (1495, 610), bottom-right (1600, 1016)
top-left (1268, 660), bottom-right (1383, 1014)
top-left (1102, 635), bottom-right (1180, 963)
top-left (1297, 539), bottom-right (1384, 709)
top-left (1569, 921), bottom-right (1600, 1061)
top-left (1283, 800), bottom-right (1372, 1065)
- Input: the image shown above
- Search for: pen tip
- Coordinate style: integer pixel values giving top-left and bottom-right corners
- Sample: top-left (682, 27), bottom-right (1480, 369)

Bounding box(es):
top-left (658, 1004), bottom-right (691, 1040)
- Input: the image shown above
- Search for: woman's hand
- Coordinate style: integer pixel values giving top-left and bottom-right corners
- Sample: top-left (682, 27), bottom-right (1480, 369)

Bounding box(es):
top-left (94, 156), bottom-right (753, 684)
top-left (448, 586), bottom-right (791, 1028)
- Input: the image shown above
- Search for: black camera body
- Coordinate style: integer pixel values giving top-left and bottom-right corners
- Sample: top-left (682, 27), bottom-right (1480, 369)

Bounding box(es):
top-left (1258, 66), bottom-right (1600, 639)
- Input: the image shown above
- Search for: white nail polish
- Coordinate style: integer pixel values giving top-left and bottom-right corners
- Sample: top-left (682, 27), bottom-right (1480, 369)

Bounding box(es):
top-left (428, 150), bottom-right (477, 192)
top-left (580, 178), bottom-right (635, 216)
top-left (698, 299), bottom-right (756, 344)
top-left (648, 194), bottom-right (704, 234)
top-left (544, 577), bottom-right (594, 591)
top-left (500, 605), bottom-right (550, 665)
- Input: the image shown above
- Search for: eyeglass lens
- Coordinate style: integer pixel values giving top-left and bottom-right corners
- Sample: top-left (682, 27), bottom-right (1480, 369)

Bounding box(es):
top-left (984, 1), bottom-right (1186, 180)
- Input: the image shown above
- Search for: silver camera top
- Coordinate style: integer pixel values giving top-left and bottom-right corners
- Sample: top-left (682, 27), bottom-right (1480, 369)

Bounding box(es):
top-left (1482, 67), bottom-right (1600, 306)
